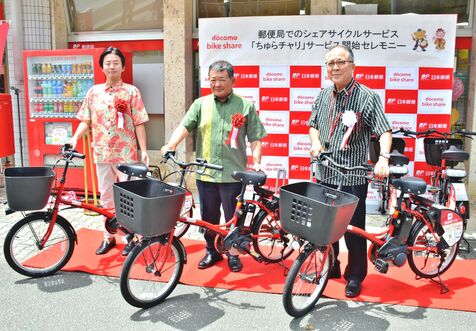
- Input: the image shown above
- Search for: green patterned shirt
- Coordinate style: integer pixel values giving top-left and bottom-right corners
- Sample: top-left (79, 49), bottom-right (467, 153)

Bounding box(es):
top-left (181, 92), bottom-right (267, 183)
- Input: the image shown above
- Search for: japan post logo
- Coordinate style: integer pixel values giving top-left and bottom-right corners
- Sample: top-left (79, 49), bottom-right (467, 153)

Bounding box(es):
top-left (290, 165), bottom-right (299, 171)
top-left (292, 73), bottom-right (301, 79)
top-left (421, 74), bottom-right (430, 80)
top-left (387, 98), bottom-right (396, 105)
top-left (418, 122), bottom-right (428, 129)
top-left (261, 96), bottom-right (270, 102)
top-left (356, 73), bottom-right (364, 80)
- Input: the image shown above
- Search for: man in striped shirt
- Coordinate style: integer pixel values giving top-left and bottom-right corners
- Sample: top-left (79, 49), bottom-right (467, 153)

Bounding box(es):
top-left (308, 45), bottom-right (392, 298)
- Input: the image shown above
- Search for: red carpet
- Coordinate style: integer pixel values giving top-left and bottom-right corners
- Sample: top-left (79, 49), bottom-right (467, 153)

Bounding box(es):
top-left (43, 228), bottom-right (476, 312)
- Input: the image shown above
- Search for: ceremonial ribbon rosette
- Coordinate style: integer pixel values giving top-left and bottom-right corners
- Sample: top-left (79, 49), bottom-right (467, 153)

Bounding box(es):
top-left (226, 113), bottom-right (246, 149)
top-left (340, 110), bottom-right (357, 150)
top-left (115, 99), bottom-right (128, 129)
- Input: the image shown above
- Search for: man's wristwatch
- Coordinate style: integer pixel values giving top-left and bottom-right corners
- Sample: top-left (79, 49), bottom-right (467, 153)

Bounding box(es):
top-left (379, 152), bottom-right (390, 160)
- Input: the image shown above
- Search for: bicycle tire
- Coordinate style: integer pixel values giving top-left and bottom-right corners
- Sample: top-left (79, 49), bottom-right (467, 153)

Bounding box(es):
top-left (4, 212), bottom-right (75, 278)
top-left (120, 235), bottom-right (184, 308)
top-left (282, 245), bottom-right (331, 317)
top-left (407, 220), bottom-right (459, 278)
top-left (251, 209), bottom-right (293, 263)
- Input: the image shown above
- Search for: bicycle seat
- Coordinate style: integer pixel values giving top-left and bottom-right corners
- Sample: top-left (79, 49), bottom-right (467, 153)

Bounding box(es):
top-left (392, 176), bottom-right (427, 195)
top-left (389, 150), bottom-right (409, 166)
top-left (232, 170), bottom-right (267, 186)
top-left (116, 163), bottom-right (148, 178)
top-left (441, 145), bottom-right (469, 162)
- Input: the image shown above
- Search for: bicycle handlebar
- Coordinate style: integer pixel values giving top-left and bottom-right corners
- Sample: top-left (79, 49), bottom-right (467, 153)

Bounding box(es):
top-left (312, 151), bottom-right (373, 173)
top-left (61, 144), bottom-right (86, 160)
top-left (162, 151), bottom-right (223, 171)
top-left (395, 127), bottom-right (476, 139)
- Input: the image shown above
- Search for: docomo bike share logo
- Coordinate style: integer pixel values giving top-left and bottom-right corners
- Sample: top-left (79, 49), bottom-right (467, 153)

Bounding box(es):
top-left (207, 35), bottom-right (242, 49)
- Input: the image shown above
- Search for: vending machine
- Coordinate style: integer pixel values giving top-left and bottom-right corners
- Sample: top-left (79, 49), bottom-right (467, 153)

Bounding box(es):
top-left (23, 48), bottom-right (132, 191)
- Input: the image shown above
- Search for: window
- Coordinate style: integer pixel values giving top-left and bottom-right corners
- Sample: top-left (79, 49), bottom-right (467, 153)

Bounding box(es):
top-left (198, 0), bottom-right (310, 18)
top-left (67, 0), bottom-right (163, 32)
top-left (342, 1), bottom-right (472, 29)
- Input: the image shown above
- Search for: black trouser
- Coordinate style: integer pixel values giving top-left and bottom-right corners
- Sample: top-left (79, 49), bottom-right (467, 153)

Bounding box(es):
top-left (326, 183), bottom-right (368, 283)
top-left (196, 180), bottom-right (242, 254)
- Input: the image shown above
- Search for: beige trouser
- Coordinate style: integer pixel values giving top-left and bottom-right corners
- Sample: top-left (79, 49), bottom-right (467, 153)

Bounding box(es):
top-left (96, 163), bottom-right (128, 240)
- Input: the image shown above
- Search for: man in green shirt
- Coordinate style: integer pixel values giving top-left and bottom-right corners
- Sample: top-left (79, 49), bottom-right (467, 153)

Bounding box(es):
top-left (161, 60), bottom-right (267, 272)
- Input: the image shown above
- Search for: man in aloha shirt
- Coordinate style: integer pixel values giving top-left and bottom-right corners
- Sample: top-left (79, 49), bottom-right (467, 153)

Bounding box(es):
top-left (161, 60), bottom-right (267, 273)
top-left (70, 47), bottom-right (149, 256)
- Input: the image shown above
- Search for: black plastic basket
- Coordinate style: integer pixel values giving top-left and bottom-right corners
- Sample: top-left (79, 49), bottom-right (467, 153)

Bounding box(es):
top-left (113, 179), bottom-right (186, 237)
top-left (279, 182), bottom-right (359, 245)
top-left (4, 167), bottom-right (55, 211)
top-left (369, 137), bottom-right (406, 163)
top-left (423, 138), bottom-right (463, 167)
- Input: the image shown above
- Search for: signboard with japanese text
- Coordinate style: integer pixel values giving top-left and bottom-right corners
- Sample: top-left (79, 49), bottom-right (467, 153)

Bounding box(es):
top-left (199, 15), bottom-right (457, 204)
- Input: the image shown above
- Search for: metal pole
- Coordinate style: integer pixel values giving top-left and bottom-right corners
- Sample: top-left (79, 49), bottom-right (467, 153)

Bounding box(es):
top-left (10, 86), bottom-right (24, 166)
top-left (224, 0), bottom-right (231, 17)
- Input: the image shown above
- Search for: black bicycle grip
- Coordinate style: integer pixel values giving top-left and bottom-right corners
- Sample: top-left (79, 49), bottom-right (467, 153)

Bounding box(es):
top-left (206, 163), bottom-right (224, 171)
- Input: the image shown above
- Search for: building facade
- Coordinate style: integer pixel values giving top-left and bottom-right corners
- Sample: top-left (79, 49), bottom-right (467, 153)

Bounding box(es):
top-left (2, 0), bottom-right (476, 197)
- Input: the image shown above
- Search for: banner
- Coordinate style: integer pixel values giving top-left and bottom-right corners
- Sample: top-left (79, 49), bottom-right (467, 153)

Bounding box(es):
top-left (0, 21), bottom-right (9, 69)
top-left (199, 15), bottom-right (456, 205)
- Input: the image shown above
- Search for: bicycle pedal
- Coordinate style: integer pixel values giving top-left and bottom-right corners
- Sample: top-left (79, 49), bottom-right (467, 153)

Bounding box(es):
top-left (374, 258), bottom-right (389, 274)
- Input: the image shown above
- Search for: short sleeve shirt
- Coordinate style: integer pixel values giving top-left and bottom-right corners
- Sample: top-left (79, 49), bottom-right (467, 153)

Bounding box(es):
top-left (307, 79), bottom-right (391, 185)
top-left (76, 81), bottom-right (149, 164)
top-left (181, 92), bottom-right (267, 183)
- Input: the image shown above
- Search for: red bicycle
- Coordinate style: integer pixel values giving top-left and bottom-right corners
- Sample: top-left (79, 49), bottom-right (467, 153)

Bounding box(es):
top-left (3, 144), bottom-right (147, 278)
top-left (280, 152), bottom-right (464, 317)
top-left (116, 151), bottom-right (294, 308)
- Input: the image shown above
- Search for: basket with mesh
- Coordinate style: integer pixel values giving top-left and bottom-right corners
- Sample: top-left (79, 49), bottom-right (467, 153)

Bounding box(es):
top-left (4, 167), bottom-right (55, 211)
top-left (279, 182), bottom-right (359, 245)
top-left (113, 179), bottom-right (186, 237)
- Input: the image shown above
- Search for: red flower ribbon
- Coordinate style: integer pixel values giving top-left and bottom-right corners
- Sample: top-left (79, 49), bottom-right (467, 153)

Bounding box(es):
top-left (115, 99), bottom-right (129, 129)
top-left (226, 113), bottom-right (246, 148)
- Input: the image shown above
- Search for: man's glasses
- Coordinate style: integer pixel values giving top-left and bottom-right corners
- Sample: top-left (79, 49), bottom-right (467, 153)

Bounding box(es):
top-left (325, 60), bottom-right (353, 68)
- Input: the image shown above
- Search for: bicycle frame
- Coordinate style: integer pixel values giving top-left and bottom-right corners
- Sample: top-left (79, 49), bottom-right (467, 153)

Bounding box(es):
top-left (38, 158), bottom-right (115, 249)
top-left (160, 152), bottom-right (288, 260)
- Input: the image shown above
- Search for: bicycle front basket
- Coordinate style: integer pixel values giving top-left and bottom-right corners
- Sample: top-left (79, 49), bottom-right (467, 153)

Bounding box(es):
top-left (280, 182), bottom-right (359, 246)
top-left (113, 179), bottom-right (186, 237)
top-left (423, 138), bottom-right (463, 167)
top-left (4, 167), bottom-right (55, 211)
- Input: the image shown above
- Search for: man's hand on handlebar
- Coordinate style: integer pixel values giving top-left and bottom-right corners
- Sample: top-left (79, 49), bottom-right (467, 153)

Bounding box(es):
top-left (374, 157), bottom-right (390, 179)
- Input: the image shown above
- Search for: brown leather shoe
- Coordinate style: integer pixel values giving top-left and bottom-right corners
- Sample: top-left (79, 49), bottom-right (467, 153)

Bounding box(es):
top-left (96, 237), bottom-right (116, 255)
top-left (198, 251), bottom-right (223, 269)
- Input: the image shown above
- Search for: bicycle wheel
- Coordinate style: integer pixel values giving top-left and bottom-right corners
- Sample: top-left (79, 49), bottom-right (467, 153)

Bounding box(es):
top-left (282, 245), bottom-right (331, 317)
top-left (407, 220), bottom-right (459, 278)
top-left (4, 212), bottom-right (75, 278)
top-left (120, 235), bottom-right (185, 308)
top-left (251, 209), bottom-right (293, 263)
